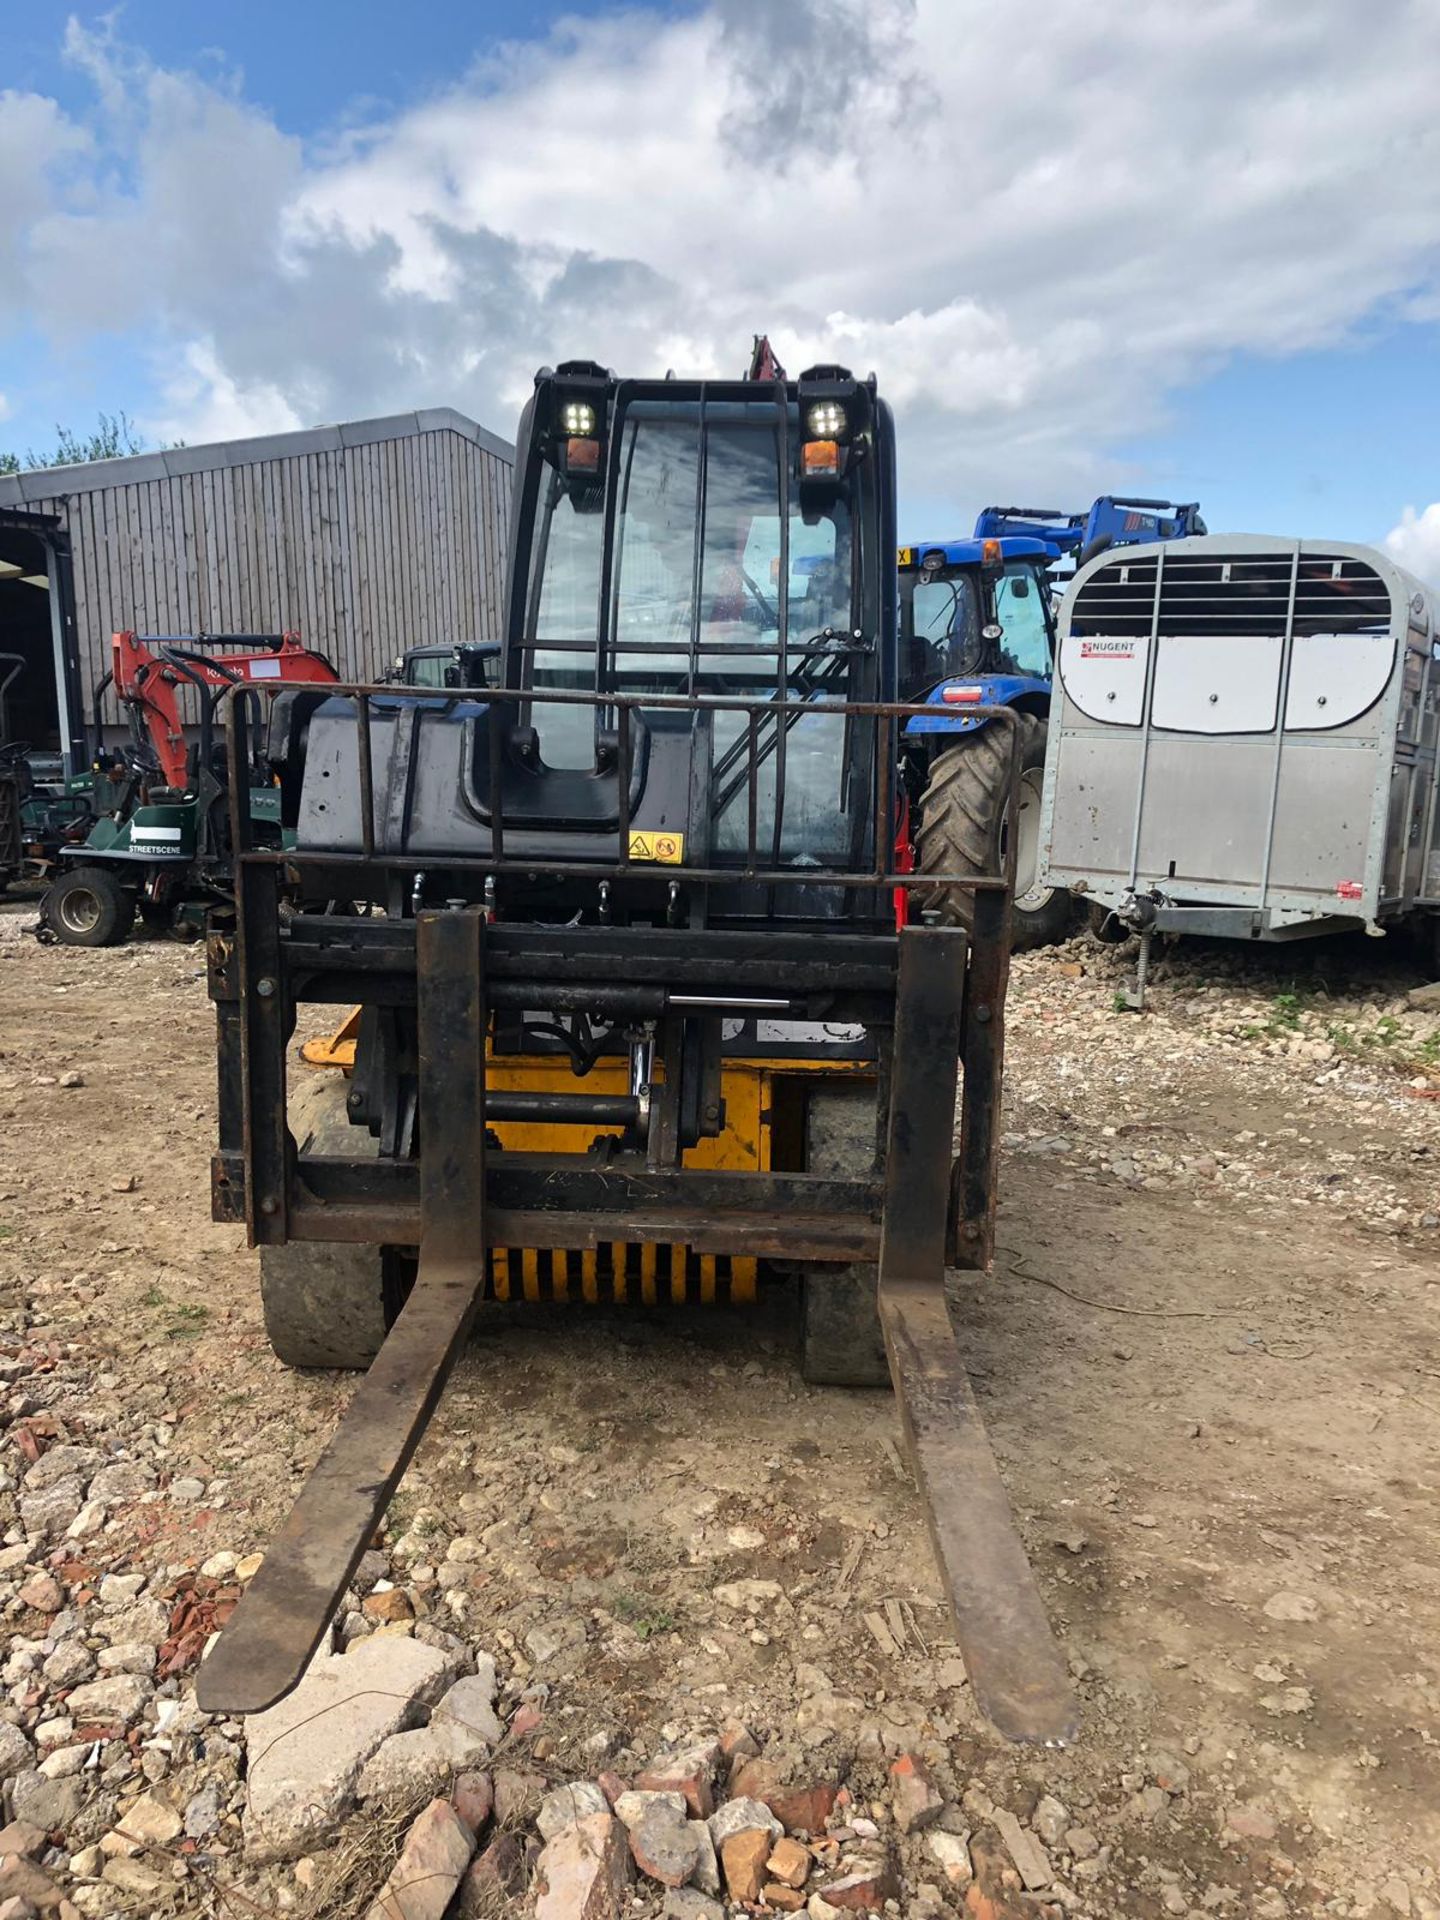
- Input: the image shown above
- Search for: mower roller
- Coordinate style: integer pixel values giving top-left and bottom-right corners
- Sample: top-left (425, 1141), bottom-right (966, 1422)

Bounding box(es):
top-left (195, 356), bottom-right (1078, 1747)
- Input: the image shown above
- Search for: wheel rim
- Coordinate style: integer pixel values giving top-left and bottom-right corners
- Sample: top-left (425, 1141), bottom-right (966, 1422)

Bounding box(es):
top-left (1000, 768), bottom-right (1051, 914)
top-left (57, 884), bottom-right (103, 935)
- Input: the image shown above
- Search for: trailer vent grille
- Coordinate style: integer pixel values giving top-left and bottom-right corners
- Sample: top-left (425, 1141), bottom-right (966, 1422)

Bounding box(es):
top-left (1071, 551), bottom-right (1392, 639)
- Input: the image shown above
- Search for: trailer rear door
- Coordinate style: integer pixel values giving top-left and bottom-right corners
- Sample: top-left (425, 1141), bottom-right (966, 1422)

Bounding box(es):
top-left (1046, 544), bottom-right (1403, 920)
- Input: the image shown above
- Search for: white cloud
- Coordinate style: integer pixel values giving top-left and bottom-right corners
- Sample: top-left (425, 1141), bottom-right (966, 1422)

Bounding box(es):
top-left (0, 86), bottom-right (90, 322)
top-left (150, 341), bottom-right (304, 446)
top-left (5, 1), bottom-right (1440, 525)
top-left (1384, 504), bottom-right (1440, 589)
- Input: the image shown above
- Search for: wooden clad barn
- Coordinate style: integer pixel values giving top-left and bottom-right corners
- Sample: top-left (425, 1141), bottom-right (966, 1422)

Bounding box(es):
top-left (0, 407), bottom-right (514, 772)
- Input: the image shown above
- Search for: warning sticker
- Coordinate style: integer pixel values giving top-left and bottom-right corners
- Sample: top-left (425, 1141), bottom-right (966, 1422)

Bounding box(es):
top-left (628, 829), bottom-right (685, 865)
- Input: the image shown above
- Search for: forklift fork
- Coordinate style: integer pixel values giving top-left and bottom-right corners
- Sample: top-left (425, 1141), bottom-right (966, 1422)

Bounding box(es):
top-left (197, 909), bottom-right (490, 1715)
top-left (878, 922), bottom-right (1077, 1747)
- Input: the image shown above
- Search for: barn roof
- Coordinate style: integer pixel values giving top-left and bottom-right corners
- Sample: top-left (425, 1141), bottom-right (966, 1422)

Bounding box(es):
top-left (0, 406), bottom-right (513, 509)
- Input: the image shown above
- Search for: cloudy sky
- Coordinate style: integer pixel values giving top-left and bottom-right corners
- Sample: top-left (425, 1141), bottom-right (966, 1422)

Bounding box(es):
top-left (4, 0), bottom-right (1439, 579)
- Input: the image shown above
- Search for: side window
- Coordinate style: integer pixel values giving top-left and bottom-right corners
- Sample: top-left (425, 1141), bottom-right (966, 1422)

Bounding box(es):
top-left (526, 483), bottom-right (606, 768)
top-left (993, 566), bottom-right (1053, 677)
top-left (405, 654), bottom-right (449, 689)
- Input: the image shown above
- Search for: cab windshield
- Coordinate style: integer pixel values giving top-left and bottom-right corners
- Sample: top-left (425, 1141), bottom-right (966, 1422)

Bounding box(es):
top-left (517, 395), bottom-right (876, 861)
top-left (902, 560), bottom-right (1051, 683)
top-left (908, 572), bottom-right (981, 680)
top-left (524, 402), bottom-right (860, 686)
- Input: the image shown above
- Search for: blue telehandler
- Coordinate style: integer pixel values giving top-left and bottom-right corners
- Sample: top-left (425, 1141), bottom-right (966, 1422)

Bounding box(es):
top-left (900, 497), bottom-right (1205, 948)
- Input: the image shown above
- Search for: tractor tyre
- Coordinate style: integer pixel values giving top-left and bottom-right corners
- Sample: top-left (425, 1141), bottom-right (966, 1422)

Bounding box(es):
top-left (259, 1071), bottom-right (400, 1369)
top-left (798, 1081), bottom-right (890, 1387)
top-left (914, 713), bottom-right (1072, 951)
top-left (41, 866), bottom-right (135, 948)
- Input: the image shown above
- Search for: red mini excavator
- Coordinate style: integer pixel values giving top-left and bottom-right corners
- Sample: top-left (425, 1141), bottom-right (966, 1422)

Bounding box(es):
top-left (105, 628), bottom-right (337, 792)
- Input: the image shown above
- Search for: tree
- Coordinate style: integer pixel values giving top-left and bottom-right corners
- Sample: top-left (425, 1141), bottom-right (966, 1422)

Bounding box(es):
top-left (0, 411), bottom-right (160, 475)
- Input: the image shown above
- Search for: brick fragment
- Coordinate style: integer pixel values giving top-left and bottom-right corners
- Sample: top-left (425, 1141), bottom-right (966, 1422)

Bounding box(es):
top-left (363, 1799), bottom-right (474, 1920)
top-left (889, 1753), bottom-right (944, 1834)
top-left (720, 1828), bottom-right (772, 1903)
top-left (814, 1866), bottom-right (899, 1910)
top-left (636, 1741), bottom-right (720, 1819)
top-left (767, 1835), bottom-right (812, 1888)
top-left (451, 1770), bottom-right (493, 1839)
top-left (764, 1883), bottom-right (807, 1911)
top-left (731, 1758), bottom-right (837, 1836)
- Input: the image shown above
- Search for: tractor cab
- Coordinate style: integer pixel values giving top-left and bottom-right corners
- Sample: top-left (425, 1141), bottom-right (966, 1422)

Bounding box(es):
top-left (390, 642), bottom-right (498, 691)
top-left (898, 536), bottom-right (1055, 699)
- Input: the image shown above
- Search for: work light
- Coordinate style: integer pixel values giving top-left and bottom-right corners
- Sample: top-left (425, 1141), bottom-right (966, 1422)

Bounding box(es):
top-left (561, 401), bottom-right (597, 436)
top-left (806, 400), bottom-right (847, 440)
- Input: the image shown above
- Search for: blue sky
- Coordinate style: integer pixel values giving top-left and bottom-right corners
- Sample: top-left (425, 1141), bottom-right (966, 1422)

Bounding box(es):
top-left (3, 1), bottom-right (1439, 576)
top-left (6, 0), bottom-right (625, 134)
top-left (1114, 330), bottom-right (1440, 545)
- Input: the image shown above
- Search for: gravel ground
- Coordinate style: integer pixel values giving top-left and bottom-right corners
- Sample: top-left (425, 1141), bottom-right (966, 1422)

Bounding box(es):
top-left (1, 899), bottom-right (1438, 1918)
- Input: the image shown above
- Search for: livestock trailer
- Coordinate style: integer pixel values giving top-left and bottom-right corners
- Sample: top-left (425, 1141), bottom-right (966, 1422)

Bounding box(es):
top-left (1041, 537), bottom-right (1440, 948)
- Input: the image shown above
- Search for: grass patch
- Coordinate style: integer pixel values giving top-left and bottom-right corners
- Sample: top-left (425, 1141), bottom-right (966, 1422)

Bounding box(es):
top-left (611, 1591), bottom-right (675, 1639)
top-left (142, 1285), bottom-right (209, 1337)
top-left (1323, 1011), bottom-right (1438, 1076)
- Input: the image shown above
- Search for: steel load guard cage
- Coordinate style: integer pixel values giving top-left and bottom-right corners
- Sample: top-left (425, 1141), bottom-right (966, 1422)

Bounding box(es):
top-left (199, 652), bottom-right (1077, 1747)
top-left (212, 679), bottom-right (1020, 1268)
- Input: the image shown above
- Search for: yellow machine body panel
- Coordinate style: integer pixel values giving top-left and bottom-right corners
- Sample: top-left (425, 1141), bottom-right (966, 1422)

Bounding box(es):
top-left (298, 1016), bottom-right (870, 1305)
top-left (484, 1052), bottom-right (767, 1167)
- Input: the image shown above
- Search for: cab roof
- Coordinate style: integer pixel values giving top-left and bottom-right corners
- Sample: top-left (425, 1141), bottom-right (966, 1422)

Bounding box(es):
top-left (899, 537), bottom-right (1052, 569)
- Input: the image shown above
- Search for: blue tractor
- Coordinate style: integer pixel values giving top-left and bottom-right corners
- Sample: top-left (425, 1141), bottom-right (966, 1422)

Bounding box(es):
top-left (900, 497), bottom-right (1205, 948)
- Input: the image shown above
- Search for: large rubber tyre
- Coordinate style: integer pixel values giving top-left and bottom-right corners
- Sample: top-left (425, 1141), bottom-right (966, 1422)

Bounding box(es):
top-left (914, 713), bottom-right (1073, 951)
top-left (799, 1082), bottom-right (890, 1387)
top-left (259, 1072), bottom-right (396, 1369)
top-left (41, 867), bottom-right (135, 947)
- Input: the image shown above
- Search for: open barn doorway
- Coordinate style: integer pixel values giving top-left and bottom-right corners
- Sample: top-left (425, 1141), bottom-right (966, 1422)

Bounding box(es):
top-left (0, 509), bottom-right (86, 778)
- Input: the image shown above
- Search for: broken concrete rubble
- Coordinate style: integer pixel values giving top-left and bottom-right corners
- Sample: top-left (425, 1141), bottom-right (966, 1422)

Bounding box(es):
top-left (241, 1633), bottom-right (458, 1861)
